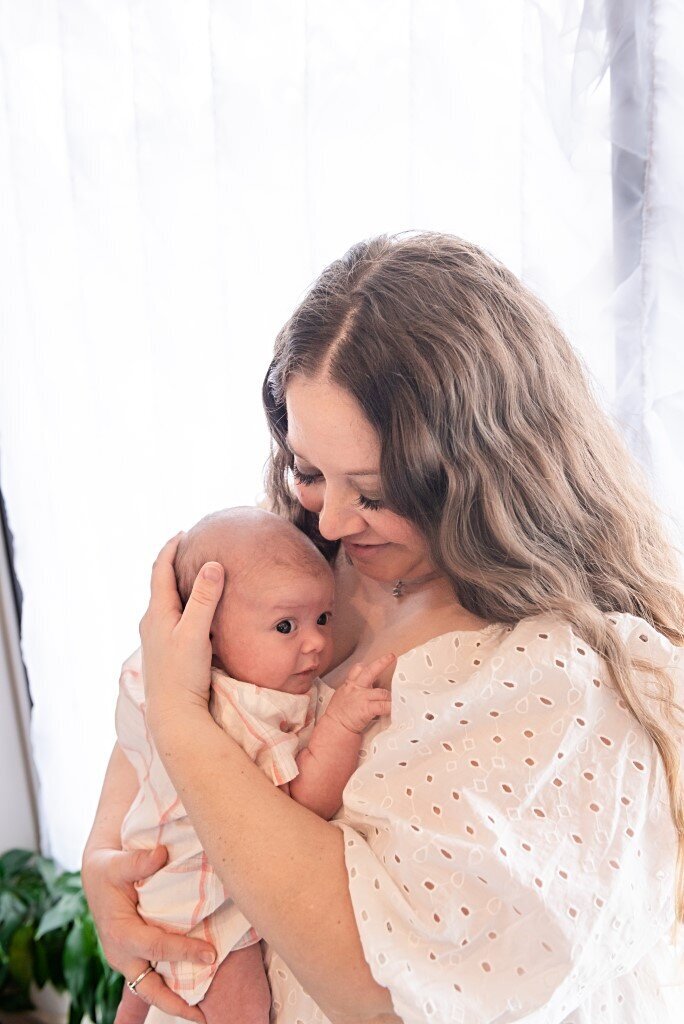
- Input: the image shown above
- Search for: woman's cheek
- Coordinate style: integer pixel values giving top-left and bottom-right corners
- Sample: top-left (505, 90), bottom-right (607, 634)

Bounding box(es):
top-left (295, 484), bottom-right (323, 514)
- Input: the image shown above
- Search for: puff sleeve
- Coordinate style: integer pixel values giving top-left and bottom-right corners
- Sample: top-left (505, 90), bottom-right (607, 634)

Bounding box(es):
top-left (332, 615), bottom-right (680, 1024)
top-left (208, 669), bottom-right (320, 787)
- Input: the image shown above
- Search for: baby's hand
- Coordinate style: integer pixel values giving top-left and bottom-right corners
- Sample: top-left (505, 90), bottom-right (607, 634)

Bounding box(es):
top-left (325, 653), bottom-right (395, 735)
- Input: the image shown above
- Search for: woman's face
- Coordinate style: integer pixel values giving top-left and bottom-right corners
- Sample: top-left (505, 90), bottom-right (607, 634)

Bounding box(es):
top-left (285, 375), bottom-right (435, 584)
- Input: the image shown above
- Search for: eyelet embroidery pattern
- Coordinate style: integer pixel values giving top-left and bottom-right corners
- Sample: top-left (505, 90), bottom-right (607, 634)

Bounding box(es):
top-left (264, 613), bottom-right (681, 1024)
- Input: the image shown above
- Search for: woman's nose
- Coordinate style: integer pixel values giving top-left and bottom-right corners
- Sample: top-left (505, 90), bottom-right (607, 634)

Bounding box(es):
top-left (317, 489), bottom-right (365, 540)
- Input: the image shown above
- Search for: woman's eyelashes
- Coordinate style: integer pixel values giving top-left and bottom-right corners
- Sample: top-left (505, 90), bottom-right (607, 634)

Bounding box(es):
top-left (356, 494), bottom-right (384, 512)
top-left (291, 465), bottom-right (321, 486)
top-left (291, 465), bottom-right (384, 511)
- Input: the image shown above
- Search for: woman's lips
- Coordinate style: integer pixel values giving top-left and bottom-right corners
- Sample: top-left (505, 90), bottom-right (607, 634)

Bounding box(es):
top-left (342, 540), bottom-right (389, 559)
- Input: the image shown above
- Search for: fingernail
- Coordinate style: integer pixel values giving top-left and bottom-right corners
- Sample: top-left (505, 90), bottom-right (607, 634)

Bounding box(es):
top-left (202, 563), bottom-right (223, 582)
top-left (200, 951), bottom-right (216, 964)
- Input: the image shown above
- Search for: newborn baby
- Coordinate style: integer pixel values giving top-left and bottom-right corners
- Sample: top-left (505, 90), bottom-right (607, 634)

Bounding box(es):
top-left (114, 507), bottom-right (394, 1024)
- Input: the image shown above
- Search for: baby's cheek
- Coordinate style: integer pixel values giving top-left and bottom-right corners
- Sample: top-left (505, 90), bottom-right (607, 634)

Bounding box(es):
top-left (319, 637), bottom-right (335, 677)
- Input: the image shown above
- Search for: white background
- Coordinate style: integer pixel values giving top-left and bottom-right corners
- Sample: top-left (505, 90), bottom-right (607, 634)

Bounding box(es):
top-left (0, 0), bottom-right (682, 869)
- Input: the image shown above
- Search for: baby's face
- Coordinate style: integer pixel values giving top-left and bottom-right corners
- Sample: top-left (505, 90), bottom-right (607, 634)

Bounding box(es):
top-left (212, 565), bottom-right (335, 694)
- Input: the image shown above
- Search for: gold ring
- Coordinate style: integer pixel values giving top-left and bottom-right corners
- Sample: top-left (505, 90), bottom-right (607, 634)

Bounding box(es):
top-left (127, 964), bottom-right (155, 993)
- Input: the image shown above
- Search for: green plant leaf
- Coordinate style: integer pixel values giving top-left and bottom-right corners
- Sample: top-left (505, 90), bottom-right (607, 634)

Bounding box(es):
top-left (36, 893), bottom-right (87, 939)
top-left (63, 917), bottom-right (98, 1001)
top-left (0, 849), bottom-right (34, 879)
top-left (0, 851), bottom-right (124, 1024)
top-left (35, 856), bottom-right (61, 897)
top-left (7, 921), bottom-right (34, 992)
top-left (53, 872), bottom-right (83, 897)
top-left (0, 890), bottom-right (28, 938)
top-left (33, 933), bottom-right (49, 988)
top-left (93, 973), bottom-right (108, 1024)
top-left (68, 999), bottom-right (84, 1024)
top-left (102, 971), bottom-right (124, 1024)
top-left (36, 926), bottom-right (67, 989)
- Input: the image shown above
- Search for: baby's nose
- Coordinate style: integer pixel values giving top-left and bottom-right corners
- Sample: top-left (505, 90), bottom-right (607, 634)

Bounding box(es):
top-left (302, 628), bottom-right (326, 653)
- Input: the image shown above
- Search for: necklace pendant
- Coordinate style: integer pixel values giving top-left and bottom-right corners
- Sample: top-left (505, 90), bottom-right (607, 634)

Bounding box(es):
top-left (392, 580), bottom-right (404, 599)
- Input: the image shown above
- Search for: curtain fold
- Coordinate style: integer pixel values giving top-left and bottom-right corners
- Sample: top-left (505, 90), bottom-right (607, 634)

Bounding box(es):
top-left (0, 0), bottom-right (680, 868)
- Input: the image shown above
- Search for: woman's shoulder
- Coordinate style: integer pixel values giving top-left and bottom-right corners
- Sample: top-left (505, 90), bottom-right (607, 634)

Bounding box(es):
top-left (498, 610), bottom-right (682, 680)
top-left (400, 609), bottom-right (682, 695)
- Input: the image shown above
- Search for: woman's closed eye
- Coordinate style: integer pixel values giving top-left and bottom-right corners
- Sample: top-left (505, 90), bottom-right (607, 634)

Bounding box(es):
top-left (356, 494), bottom-right (384, 512)
top-left (292, 466), bottom-right (322, 486)
top-left (292, 464), bottom-right (384, 511)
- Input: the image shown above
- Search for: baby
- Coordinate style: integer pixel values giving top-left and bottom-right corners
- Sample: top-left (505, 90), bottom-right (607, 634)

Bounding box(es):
top-left (114, 507), bottom-right (394, 1024)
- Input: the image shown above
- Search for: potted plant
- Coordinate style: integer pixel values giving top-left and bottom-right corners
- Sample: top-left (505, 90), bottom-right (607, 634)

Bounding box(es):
top-left (0, 848), bottom-right (123, 1024)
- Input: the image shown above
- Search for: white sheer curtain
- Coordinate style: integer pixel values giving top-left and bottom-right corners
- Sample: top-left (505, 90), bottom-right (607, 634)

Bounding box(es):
top-left (0, 0), bottom-right (681, 870)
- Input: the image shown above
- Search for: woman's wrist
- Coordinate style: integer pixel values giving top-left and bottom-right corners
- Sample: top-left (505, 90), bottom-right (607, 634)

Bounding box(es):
top-left (147, 698), bottom-right (214, 754)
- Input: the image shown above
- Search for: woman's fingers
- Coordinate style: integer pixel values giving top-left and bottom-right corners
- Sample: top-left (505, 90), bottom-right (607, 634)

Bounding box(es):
top-left (116, 846), bottom-right (169, 885)
top-left (141, 534), bottom-right (184, 631)
top-left (134, 969), bottom-right (207, 1024)
top-left (124, 917), bottom-right (217, 968)
top-left (108, 850), bottom-right (217, 966)
top-left (179, 561), bottom-right (225, 639)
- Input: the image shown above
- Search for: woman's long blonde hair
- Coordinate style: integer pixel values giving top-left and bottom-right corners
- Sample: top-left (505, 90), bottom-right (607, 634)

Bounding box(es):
top-left (262, 231), bottom-right (684, 928)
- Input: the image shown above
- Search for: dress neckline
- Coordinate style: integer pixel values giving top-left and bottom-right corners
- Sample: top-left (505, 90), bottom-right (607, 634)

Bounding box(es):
top-left (320, 621), bottom-right (506, 689)
top-left (392, 620), bottom-right (505, 669)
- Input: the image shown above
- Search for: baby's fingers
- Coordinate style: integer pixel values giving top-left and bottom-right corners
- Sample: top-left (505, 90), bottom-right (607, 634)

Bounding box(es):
top-left (348, 652), bottom-right (396, 689)
top-left (368, 687), bottom-right (392, 717)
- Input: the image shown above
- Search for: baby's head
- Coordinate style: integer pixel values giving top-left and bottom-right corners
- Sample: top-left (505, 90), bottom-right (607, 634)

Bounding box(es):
top-left (174, 508), bottom-right (335, 695)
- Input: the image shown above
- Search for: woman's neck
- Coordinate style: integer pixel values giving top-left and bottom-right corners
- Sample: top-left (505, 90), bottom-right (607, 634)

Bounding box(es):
top-left (343, 556), bottom-right (488, 633)
top-left (326, 552), bottom-right (492, 687)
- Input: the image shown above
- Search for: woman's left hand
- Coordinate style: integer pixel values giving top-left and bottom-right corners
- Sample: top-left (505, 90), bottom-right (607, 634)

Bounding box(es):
top-left (139, 533), bottom-right (225, 730)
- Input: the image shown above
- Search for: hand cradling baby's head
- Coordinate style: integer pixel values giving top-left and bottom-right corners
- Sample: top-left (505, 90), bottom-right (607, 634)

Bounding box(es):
top-left (174, 507), bottom-right (335, 693)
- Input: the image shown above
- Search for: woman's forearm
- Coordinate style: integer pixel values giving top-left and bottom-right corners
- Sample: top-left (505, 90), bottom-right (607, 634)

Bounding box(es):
top-left (83, 742), bottom-right (136, 856)
top-left (152, 707), bottom-right (399, 1024)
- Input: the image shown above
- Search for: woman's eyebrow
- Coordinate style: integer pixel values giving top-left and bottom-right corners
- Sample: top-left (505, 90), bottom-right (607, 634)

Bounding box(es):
top-left (286, 440), bottom-right (379, 477)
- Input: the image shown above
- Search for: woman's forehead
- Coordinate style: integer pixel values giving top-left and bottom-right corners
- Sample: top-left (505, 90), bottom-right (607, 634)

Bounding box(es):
top-left (285, 376), bottom-right (380, 470)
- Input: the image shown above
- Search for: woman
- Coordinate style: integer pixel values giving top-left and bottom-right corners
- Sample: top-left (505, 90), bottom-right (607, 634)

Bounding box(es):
top-left (83, 233), bottom-right (684, 1024)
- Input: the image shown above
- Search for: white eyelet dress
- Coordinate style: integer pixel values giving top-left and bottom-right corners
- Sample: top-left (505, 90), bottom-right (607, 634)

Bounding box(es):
top-left (149, 612), bottom-right (684, 1024)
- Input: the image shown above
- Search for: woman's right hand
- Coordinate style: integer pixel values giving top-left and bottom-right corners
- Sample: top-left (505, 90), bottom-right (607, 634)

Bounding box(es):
top-left (83, 844), bottom-right (216, 1023)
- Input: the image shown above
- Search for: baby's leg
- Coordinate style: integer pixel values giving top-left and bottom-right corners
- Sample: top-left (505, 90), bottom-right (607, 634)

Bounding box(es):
top-left (199, 942), bottom-right (271, 1024)
top-left (114, 983), bottom-right (150, 1024)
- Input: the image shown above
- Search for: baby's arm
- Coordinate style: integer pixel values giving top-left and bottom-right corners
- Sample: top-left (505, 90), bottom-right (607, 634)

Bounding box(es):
top-left (288, 653), bottom-right (395, 819)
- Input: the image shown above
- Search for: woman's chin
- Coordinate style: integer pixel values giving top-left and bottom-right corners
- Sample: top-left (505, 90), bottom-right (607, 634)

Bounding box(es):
top-left (343, 545), bottom-right (431, 585)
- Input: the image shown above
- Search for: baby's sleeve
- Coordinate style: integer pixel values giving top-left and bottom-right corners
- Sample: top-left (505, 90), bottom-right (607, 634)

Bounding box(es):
top-left (333, 617), bottom-right (680, 1024)
top-left (114, 647), bottom-right (149, 767)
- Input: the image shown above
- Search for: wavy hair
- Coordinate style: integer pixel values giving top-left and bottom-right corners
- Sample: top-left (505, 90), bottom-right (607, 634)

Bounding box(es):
top-left (262, 231), bottom-right (684, 929)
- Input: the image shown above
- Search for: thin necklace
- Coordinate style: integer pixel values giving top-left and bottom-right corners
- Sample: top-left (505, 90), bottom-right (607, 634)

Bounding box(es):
top-left (392, 571), bottom-right (441, 599)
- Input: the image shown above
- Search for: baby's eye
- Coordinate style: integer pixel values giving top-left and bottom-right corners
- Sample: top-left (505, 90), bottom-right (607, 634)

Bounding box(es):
top-left (275, 619), bottom-right (296, 635)
top-left (317, 612), bottom-right (332, 626)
